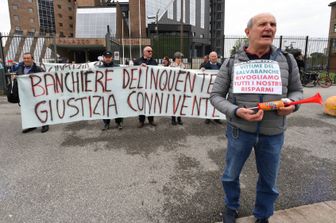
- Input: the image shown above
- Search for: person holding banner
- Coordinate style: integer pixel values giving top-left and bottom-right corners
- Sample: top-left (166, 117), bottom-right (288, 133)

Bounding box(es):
top-left (134, 46), bottom-right (158, 128)
top-left (199, 55), bottom-right (209, 69)
top-left (170, 51), bottom-right (185, 125)
top-left (201, 51), bottom-right (223, 125)
top-left (15, 52), bottom-right (49, 133)
top-left (162, 56), bottom-right (171, 67)
top-left (99, 51), bottom-right (123, 130)
top-left (210, 13), bottom-right (303, 223)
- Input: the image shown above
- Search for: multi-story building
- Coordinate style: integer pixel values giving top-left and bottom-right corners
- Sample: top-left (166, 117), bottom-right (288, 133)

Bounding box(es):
top-left (5, 0), bottom-right (224, 63)
top-left (146, 0), bottom-right (225, 57)
top-left (8, 0), bottom-right (75, 35)
top-left (210, 0), bottom-right (225, 57)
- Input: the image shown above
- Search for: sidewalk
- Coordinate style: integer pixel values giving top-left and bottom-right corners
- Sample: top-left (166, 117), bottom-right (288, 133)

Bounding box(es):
top-left (227, 201), bottom-right (336, 223)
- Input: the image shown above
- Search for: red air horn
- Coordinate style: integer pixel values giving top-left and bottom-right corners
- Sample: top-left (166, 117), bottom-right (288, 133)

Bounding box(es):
top-left (251, 93), bottom-right (323, 111)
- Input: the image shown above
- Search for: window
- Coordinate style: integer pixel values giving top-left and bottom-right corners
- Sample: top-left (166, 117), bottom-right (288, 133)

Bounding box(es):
top-left (58, 5), bottom-right (61, 9)
top-left (58, 13), bottom-right (63, 18)
top-left (332, 39), bottom-right (336, 53)
top-left (334, 24), bottom-right (336, 33)
top-left (60, 32), bottom-right (65, 37)
top-left (28, 8), bottom-right (33, 13)
top-left (68, 7), bottom-right (72, 11)
top-left (200, 0), bottom-right (204, 28)
top-left (59, 23), bottom-right (63, 27)
top-left (68, 0), bottom-right (71, 2)
top-left (15, 26), bottom-right (21, 31)
top-left (27, 0), bottom-right (32, 2)
top-left (69, 24), bottom-right (73, 28)
top-left (31, 28), bottom-right (35, 32)
top-left (13, 4), bottom-right (18, 10)
top-left (69, 16), bottom-right (73, 20)
top-left (14, 15), bottom-right (19, 21)
top-left (70, 33), bottom-right (73, 37)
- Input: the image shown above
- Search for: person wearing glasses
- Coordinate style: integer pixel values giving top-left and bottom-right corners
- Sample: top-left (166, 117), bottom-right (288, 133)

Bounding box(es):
top-left (134, 46), bottom-right (158, 128)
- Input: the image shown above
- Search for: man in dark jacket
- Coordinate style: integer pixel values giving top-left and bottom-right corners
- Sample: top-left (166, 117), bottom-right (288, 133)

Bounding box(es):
top-left (134, 46), bottom-right (158, 128)
top-left (99, 51), bottom-right (123, 130)
top-left (200, 51), bottom-right (223, 124)
top-left (16, 52), bottom-right (49, 133)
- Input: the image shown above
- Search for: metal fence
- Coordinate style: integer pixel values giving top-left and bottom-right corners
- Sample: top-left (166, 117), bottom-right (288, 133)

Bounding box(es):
top-left (0, 32), bottom-right (334, 93)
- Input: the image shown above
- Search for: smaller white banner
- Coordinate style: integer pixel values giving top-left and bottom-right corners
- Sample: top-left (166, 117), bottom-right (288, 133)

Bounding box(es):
top-left (233, 60), bottom-right (282, 95)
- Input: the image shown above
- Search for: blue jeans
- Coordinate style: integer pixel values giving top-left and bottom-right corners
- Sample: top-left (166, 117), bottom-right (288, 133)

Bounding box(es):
top-left (222, 124), bottom-right (284, 219)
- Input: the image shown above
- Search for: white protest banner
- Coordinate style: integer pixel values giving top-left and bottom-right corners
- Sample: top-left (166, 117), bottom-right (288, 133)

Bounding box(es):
top-left (17, 66), bottom-right (225, 128)
top-left (39, 61), bottom-right (99, 72)
top-left (233, 60), bottom-right (282, 95)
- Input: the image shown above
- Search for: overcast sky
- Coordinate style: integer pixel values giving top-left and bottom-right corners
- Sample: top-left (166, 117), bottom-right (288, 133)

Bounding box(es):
top-left (0, 0), bottom-right (333, 37)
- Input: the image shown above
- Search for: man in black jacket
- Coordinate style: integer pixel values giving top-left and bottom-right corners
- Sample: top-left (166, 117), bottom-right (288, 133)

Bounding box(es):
top-left (134, 46), bottom-right (158, 128)
top-left (99, 51), bottom-right (123, 130)
top-left (200, 51), bottom-right (223, 124)
top-left (16, 52), bottom-right (49, 133)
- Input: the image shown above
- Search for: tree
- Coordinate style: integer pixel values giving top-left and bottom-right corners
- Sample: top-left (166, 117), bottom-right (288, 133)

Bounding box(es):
top-left (230, 38), bottom-right (248, 56)
top-left (307, 52), bottom-right (327, 70)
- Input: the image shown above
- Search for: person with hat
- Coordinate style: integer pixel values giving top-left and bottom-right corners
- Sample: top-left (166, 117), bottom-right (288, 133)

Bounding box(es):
top-left (134, 46), bottom-right (158, 128)
top-left (170, 51), bottom-right (185, 125)
top-left (99, 50), bottom-right (123, 130)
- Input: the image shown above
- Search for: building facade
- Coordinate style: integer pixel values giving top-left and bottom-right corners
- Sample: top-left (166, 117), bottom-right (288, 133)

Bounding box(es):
top-left (210, 0), bottom-right (225, 57)
top-left (5, 0), bottom-right (224, 62)
top-left (146, 0), bottom-right (225, 57)
top-left (329, 1), bottom-right (336, 71)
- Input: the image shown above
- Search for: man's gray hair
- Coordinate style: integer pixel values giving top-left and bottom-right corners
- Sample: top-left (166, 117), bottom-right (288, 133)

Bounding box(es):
top-left (247, 18), bottom-right (253, 29)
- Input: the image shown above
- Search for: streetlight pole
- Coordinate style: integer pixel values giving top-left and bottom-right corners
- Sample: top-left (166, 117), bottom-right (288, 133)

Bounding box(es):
top-left (138, 0), bottom-right (142, 57)
top-left (180, 0), bottom-right (183, 53)
top-left (147, 9), bottom-right (160, 38)
top-left (122, 12), bottom-right (125, 65)
top-left (155, 9), bottom-right (159, 37)
top-left (128, 11), bottom-right (132, 61)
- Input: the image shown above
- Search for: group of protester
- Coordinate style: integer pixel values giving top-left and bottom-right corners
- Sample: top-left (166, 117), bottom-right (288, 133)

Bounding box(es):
top-left (6, 12), bottom-right (304, 223)
top-left (92, 45), bottom-right (226, 130)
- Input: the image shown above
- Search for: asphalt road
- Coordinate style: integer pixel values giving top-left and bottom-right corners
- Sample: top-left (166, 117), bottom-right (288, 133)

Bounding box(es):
top-left (0, 86), bottom-right (335, 223)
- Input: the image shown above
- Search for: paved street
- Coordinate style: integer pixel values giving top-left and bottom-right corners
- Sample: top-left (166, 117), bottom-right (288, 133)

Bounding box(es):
top-left (0, 86), bottom-right (335, 223)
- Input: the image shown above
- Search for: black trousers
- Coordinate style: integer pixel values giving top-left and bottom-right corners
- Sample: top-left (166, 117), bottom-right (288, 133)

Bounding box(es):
top-left (171, 116), bottom-right (182, 122)
top-left (103, 118), bottom-right (123, 125)
top-left (138, 115), bottom-right (154, 123)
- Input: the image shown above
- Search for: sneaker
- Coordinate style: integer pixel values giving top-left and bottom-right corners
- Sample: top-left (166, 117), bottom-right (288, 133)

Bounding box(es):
top-left (255, 218), bottom-right (269, 223)
top-left (177, 121), bottom-right (183, 125)
top-left (222, 207), bottom-right (238, 223)
top-left (149, 121), bottom-right (157, 127)
top-left (22, 127), bottom-right (37, 133)
top-left (102, 123), bottom-right (110, 131)
top-left (41, 125), bottom-right (49, 133)
top-left (118, 123), bottom-right (123, 130)
top-left (205, 119), bottom-right (211, 124)
top-left (138, 122), bottom-right (145, 128)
